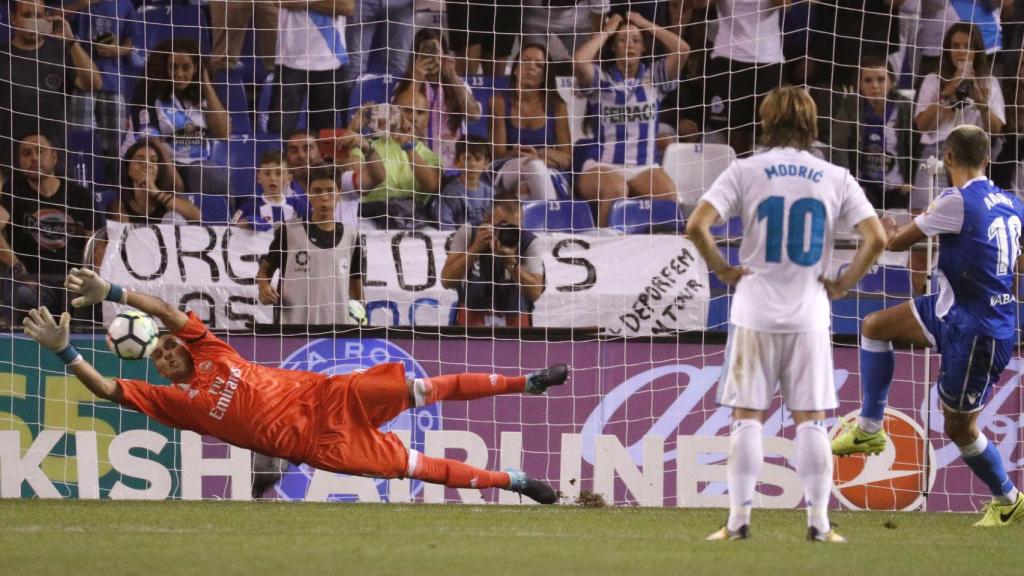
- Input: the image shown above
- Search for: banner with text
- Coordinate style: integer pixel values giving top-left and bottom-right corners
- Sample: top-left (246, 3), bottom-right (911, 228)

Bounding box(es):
top-left (101, 224), bottom-right (709, 333)
top-left (2, 334), bottom-right (1020, 512)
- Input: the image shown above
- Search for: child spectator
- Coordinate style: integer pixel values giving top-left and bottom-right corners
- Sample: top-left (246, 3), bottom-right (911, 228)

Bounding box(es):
top-left (232, 151), bottom-right (309, 231)
top-left (830, 55), bottom-right (918, 209)
top-left (436, 138), bottom-right (493, 229)
top-left (257, 165), bottom-right (365, 325)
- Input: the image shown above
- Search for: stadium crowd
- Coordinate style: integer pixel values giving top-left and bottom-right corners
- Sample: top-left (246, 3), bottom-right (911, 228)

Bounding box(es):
top-left (0, 0), bottom-right (1023, 327)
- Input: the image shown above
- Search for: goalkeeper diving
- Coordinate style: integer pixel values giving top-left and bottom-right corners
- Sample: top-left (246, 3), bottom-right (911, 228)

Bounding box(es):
top-left (22, 268), bottom-right (567, 503)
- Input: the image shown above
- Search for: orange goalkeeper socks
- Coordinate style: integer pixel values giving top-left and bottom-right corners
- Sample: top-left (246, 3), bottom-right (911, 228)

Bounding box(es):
top-left (410, 454), bottom-right (510, 489)
top-left (419, 373), bottom-right (526, 404)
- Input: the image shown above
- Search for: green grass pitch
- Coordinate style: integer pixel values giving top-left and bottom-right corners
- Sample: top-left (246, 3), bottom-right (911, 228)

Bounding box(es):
top-left (1, 501), bottom-right (1020, 576)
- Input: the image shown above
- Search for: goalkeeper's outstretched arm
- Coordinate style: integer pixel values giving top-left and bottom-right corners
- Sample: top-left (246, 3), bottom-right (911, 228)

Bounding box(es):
top-left (65, 268), bottom-right (188, 332)
top-left (22, 307), bottom-right (122, 402)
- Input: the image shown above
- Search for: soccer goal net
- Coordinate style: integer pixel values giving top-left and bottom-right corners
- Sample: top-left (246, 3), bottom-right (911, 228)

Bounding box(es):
top-left (0, 0), bottom-right (1020, 511)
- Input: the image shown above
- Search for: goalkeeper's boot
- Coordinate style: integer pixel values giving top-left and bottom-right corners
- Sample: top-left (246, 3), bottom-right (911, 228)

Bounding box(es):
top-left (706, 525), bottom-right (750, 541)
top-left (973, 492), bottom-right (1024, 527)
top-left (525, 364), bottom-right (570, 395)
top-left (506, 469), bottom-right (558, 504)
top-left (807, 526), bottom-right (847, 543)
top-left (831, 421), bottom-right (887, 456)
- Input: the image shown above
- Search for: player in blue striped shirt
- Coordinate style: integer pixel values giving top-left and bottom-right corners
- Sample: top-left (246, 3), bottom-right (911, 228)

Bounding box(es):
top-left (573, 12), bottom-right (688, 227)
top-left (833, 125), bottom-right (1024, 527)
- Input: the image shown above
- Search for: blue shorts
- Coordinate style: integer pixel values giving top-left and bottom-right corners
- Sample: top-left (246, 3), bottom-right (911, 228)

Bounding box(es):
top-left (912, 294), bottom-right (1014, 413)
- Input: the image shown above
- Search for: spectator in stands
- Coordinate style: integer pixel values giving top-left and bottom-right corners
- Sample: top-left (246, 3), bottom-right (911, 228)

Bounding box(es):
top-left (0, 0), bottom-right (102, 157)
top-left (271, 0), bottom-right (351, 136)
top-left (913, 22), bottom-right (1004, 210)
top-left (286, 130), bottom-right (353, 225)
top-left (67, 0), bottom-right (137, 157)
top-left (129, 39), bottom-right (230, 196)
top-left (521, 0), bottom-right (609, 69)
top-left (831, 54), bottom-right (918, 209)
top-left (0, 133), bottom-right (97, 324)
top-left (348, 89), bottom-right (442, 229)
top-left (343, 0), bottom-right (414, 82)
top-left (994, 50), bottom-right (1024, 193)
top-left (698, 0), bottom-right (785, 157)
top-left (108, 138), bottom-right (201, 224)
top-left (573, 12), bottom-right (688, 227)
top-left (436, 137), bottom-right (493, 229)
top-left (492, 43), bottom-right (572, 201)
top-left (441, 194), bottom-right (546, 327)
top-left (232, 151), bottom-right (309, 231)
top-left (813, 0), bottom-right (903, 89)
top-left (285, 130), bottom-right (325, 196)
top-left (392, 30), bottom-right (482, 169)
top-left (208, 0), bottom-right (277, 74)
top-left (256, 164), bottom-right (365, 325)
top-left (446, 0), bottom-right (521, 75)
top-left (916, 0), bottom-right (1004, 85)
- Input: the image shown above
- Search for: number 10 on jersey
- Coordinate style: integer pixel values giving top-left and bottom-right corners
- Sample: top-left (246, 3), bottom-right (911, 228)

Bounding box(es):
top-left (756, 196), bottom-right (826, 266)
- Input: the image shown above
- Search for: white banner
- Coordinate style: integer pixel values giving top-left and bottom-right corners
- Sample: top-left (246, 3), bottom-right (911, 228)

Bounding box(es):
top-left (533, 234), bottom-right (709, 334)
top-left (102, 223), bottom-right (710, 333)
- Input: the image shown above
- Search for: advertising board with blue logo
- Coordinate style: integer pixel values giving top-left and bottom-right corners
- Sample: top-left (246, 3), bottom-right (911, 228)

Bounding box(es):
top-left (1, 333), bottom-right (1021, 511)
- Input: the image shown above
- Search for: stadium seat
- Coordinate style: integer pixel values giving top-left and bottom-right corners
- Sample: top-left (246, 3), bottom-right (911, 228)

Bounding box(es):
top-left (132, 5), bottom-right (211, 52)
top-left (607, 199), bottom-right (684, 234)
top-left (185, 193), bottom-right (231, 225)
top-left (93, 188), bottom-right (119, 215)
top-left (465, 75), bottom-right (510, 139)
top-left (521, 200), bottom-right (595, 232)
top-left (662, 143), bottom-right (737, 214)
top-left (207, 139), bottom-right (259, 197)
top-left (348, 74), bottom-right (396, 111)
top-left (213, 70), bottom-right (254, 137)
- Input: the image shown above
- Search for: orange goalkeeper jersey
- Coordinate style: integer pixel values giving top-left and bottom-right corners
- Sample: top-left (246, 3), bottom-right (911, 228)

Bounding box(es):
top-left (115, 312), bottom-right (335, 463)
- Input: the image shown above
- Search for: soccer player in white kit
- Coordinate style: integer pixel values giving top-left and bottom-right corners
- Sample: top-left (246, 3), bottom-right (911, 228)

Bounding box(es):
top-left (687, 86), bottom-right (887, 543)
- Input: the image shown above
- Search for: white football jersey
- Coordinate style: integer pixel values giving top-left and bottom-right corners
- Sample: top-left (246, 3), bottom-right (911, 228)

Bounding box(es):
top-left (701, 147), bottom-right (876, 332)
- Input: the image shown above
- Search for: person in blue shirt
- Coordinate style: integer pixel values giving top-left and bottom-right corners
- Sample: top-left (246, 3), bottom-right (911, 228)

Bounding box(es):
top-left (232, 151), bottom-right (309, 232)
top-left (833, 125), bottom-right (1024, 528)
top-left (66, 0), bottom-right (137, 156)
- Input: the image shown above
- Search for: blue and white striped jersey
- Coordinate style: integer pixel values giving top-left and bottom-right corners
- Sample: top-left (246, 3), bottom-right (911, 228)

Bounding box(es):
top-left (914, 177), bottom-right (1024, 339)
top-left (578, 60), bottom-right (673, 166)
top-left (232, 195), bottom-right (309, 232)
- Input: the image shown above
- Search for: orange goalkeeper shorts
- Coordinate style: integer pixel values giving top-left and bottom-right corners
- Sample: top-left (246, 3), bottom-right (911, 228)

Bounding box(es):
top-left (306, 362), bottom-right (413, 479)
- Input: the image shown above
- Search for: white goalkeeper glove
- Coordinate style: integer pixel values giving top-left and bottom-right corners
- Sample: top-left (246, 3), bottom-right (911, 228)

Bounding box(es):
top-left (65, 267), bottom-right (121, 307)
top-left (22, 307), bottom-right (70, 352)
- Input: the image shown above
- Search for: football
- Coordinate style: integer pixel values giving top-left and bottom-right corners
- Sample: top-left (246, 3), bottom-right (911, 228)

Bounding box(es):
top-left (106, 311), bottom-right (159, 359)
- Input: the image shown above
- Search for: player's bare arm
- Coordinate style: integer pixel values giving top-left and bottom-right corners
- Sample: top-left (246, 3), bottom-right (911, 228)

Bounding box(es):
top-left (65, 267), bottom-right (189, 332)
top-left (886, 220), bottom-right (928, 252)
top-left (686, 201), bottom-right (749, 286)
top-left (821, 216), bottom-right (887, 300)
top-left (21, 307), bottom-right (122, 402)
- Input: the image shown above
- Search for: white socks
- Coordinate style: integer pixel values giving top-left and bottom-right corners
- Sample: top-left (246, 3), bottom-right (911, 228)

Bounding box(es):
top-left (727, 419), bottom-right (763, 532)
top-left (796, 420), bottom-right (833, 533)
top-left (857, 416), bottom-right (883, 434)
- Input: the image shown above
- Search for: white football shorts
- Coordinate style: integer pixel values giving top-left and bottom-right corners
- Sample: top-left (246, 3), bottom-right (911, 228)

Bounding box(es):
top-left (716, 326), bottom-right (837, 412)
